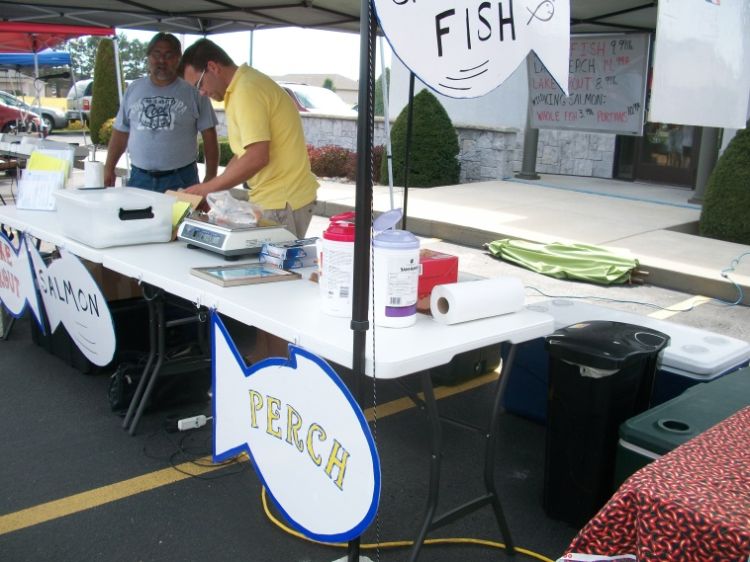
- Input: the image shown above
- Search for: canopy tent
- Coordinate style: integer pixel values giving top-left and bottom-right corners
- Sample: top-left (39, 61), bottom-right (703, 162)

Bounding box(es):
top-left (0, 22), bottom-right (115, 53)
top-left (0, 50), bottom-right (72, 68)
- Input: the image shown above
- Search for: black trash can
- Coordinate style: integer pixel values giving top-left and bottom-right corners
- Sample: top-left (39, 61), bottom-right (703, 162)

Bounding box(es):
top-left (542, 320), bottom-right (669, 527)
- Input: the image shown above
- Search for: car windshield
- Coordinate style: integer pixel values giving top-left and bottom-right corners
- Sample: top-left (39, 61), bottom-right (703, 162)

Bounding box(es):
top-left (289, 85), bottom-right (353, 113)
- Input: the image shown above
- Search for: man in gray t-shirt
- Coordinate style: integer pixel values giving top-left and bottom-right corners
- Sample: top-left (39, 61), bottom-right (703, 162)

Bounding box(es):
top-left (104, 32), bottom-right (219, 193)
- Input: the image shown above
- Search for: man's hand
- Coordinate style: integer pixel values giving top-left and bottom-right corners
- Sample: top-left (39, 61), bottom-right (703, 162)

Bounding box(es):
top-left (183, 183), bottom-right (212, 198)
top-left (103, 168), bottom-right (117, 187)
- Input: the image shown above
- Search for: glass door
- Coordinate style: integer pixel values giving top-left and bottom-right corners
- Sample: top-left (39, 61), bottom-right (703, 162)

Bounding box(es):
top-left (632, 123), bottom-right (700, 186)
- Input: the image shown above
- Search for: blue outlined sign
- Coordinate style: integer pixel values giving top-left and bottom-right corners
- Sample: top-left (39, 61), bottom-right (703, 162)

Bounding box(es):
top-left (375, 0), bottom-right (570, 98)
top-left (28, 244), bottom-right (116, 367)
top-left (0, 232), bottom-right (41, 325)
top-left (211, 313), bottom-right (380, 542)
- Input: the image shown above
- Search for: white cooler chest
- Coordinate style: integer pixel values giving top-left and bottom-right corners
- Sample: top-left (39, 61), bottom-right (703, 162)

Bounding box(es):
top-left (55, 187), bottom-right (174, 248)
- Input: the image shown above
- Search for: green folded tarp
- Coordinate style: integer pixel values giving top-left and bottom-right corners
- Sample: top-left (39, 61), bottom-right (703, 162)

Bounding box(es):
top-left (485, 239), bottom-right (639, 285)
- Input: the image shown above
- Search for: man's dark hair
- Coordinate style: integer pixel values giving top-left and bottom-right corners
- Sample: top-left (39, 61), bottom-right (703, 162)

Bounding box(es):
top-left (146, 32), bottom-right (181, 55)
top-left (181, 38), bottom-right (235, 72)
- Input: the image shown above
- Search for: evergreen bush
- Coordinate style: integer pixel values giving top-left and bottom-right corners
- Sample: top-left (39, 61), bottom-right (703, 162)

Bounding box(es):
top-left (198, 137), bottom-right (233, 167)
top-left (383, 89), bottom-right (460, 187)
top-left (699, 122), bottom-right (750, 244)
top-left (89, 39), bottom-right (120, 146)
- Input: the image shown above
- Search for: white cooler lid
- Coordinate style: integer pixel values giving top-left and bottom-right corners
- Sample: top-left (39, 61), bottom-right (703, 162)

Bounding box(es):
top-left (54, 187), bottom-right (176, 210)
top-left (527, 299), bottom-right (750, 376)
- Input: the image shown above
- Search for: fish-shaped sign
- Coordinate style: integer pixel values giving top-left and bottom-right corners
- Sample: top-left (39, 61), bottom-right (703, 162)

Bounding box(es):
top-left (212, 313), bottom-right (380, 542)
top-left (375, 0), bottom-right (570, 98)
top-left (28, 244), bottom-right (115, 366)
top-left (0, 232), bottom-right (41, 326)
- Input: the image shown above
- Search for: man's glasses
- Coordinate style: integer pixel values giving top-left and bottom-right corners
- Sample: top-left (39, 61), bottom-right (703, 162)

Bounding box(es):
top-left (194, 69), bottom-right (206, 91)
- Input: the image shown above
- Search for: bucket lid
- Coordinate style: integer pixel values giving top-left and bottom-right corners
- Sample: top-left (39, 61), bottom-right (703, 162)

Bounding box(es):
top-left (330, 211), bottom-right (356, 223)
top-left (374, 228), bottom-right (419, 249)
top-left (323, 219), bottom-right (356, 241)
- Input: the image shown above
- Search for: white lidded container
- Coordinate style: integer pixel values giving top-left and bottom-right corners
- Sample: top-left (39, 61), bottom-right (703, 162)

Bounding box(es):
top-left (372, 209), bottom-right (420, 328)
top-left (318, 212), bottom-right (356, 317)
top-left (54, 187), bottom-right (175, 248)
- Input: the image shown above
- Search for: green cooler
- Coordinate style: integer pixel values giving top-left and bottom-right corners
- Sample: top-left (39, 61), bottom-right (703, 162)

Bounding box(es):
top-left (615, 366), bottom-right (750, 487)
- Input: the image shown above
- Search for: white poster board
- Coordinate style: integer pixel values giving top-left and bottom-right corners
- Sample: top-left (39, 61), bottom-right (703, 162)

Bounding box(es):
top-left (649, 0), bottom-right (750, 128)
top-left (375, 0), bottom-right (571, 99)
top-left (529, 33), bottom-right (650, 135)
top-left (0, 233), bottom-right (41, 325)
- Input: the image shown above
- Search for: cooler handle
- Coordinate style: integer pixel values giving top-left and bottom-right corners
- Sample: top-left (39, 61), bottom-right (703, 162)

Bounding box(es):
top-left (119, 206), bottom-right (154, 220)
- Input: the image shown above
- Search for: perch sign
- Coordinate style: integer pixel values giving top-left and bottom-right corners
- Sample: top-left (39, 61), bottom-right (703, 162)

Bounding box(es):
top-left (211, 313), bottom-right (381, 542)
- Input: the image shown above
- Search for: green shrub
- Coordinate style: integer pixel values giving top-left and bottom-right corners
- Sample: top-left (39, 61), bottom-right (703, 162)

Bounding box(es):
top-left (98, 118), bottom-right (115, 145)
top-left (197, 137), bottom-right (233, 167)
top-left (384, 89), bottom-right (460, 187)
top-left (89, 39), bottom-right (120, 146)
top-left (699, 122), bottom-right (750, 244)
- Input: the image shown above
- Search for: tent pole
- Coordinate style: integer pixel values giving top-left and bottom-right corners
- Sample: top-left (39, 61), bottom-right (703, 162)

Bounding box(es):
top-left (378, 36), bottom-right (395, 210)
top-left (349, 0), bottom-right (377, 555)
top-left (400, 71), bottom-right (415, 231)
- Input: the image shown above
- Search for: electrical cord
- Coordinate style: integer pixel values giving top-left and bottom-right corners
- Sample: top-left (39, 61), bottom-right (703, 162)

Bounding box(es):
top-left (260, 486), bottom-right (556, 562)
top-left (715, 251), bottom-right (750, 306)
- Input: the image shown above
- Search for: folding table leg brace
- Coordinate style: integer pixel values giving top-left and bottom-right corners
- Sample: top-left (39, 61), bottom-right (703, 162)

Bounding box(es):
top-left (408, 345), bottom-right (519, 561)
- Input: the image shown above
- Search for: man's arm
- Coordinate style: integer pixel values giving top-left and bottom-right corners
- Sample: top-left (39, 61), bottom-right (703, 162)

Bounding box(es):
top-left (103, 129), bottom-right (129, 187)
top-left (183, 141), bottom-right (269, 198)
top-left (200, 127), bottom-right (219, 182)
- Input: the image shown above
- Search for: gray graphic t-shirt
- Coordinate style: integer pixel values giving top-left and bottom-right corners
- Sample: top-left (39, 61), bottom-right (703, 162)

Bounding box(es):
top-left (114, 77), bottom-right (217, 171)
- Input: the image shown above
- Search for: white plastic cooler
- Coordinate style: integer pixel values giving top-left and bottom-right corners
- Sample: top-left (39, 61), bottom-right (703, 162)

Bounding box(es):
top-left (54, 187), bottom-right (174, 248)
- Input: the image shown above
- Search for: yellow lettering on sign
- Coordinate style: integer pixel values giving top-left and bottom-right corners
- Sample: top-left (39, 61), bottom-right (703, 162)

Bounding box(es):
top-left (249, 389), bottom-right (263, 428)
top-left (266, 395), bottom-right (282, 439)
top-left (325, 440), bottom-right (350, 491)
top-left (307, 423), bottom-right (326, 466)
top-left (286, 405), bottom-right (304, 452)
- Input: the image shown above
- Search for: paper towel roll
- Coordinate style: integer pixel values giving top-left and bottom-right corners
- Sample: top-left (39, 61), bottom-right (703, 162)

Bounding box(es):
top-left (430, 277), bottom-right (525, 325)
top-left (83, 160), bottom-right (104, 188)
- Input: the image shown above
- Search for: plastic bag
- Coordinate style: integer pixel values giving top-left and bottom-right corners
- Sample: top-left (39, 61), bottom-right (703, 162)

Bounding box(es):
top-left (206, 190), bottom-right (263, 226)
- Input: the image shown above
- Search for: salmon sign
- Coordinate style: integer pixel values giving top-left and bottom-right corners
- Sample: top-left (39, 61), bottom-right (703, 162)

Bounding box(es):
top-left (212, 313), bottom-right (380, 541)
top-left (375, 0), bottom-right (570, 98)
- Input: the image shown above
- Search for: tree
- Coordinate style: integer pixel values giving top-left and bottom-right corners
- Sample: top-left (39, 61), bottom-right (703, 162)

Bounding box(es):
top-left (89, 39), bottom-right (120, 145)
top-left (699, 122), bottom-right (750, 244)
top-left (383, 89), bottom-right (460, 187)
top-left (66, 34), bottom-right (147, 81)
top-left (374, 68), bottom-right (390, 117)
top-left (322, 77), bottom-right (335, 91)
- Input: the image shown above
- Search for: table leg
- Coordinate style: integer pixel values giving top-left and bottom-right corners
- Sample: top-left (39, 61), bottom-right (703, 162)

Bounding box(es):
top-left (408, 370), bottom-right (444, 562)
top-left (122, 287), bottom-right (161, 432)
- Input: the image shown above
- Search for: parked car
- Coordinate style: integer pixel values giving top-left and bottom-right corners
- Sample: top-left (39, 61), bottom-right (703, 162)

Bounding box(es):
top-left (0, 90), bottom-right (67, 131)
top-left (278, 82), bottom-right (357, 117)
top-left (0, 100), bottom-right (43, 134)
top-left (66, 78), bottom-right (93, 124)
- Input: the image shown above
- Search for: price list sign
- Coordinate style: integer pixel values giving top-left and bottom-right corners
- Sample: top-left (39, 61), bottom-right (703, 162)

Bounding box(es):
top-left (529, 34), bottom-right (650, 136)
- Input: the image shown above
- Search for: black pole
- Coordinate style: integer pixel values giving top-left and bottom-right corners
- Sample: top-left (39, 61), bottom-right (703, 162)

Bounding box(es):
top-left (401, 72), bottom-right (416, 230)
top-left (348, 1), bottom-right (377, 556)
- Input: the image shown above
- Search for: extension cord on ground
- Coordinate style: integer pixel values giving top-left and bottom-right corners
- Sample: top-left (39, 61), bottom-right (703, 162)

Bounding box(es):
top-left (178, 415), bottom-right (209, 431)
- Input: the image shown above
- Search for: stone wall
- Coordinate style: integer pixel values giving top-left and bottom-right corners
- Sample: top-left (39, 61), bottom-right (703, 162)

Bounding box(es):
top-left (215, 110), bottom-right (616, 182)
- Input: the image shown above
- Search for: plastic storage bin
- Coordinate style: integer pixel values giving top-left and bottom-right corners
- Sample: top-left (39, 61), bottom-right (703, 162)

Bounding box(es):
top-left (54, 187), bottom-right (174, 248)
top-left (502, 299), bottom-right (750, 423)
top-left (615, 366), bottom-right (750, 487)
top-left (542, 320), bottom-right (669, 527)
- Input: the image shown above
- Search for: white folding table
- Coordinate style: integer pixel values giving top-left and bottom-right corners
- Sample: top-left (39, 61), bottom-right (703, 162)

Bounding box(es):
top-left (0, 205), bottom-right (555, 561)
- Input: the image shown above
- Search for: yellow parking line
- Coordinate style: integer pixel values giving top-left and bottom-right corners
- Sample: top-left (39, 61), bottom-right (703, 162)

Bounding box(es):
top-left (648, 295), bottom-right (711, 320)
top-left (0, 369), bottom-right (498, 535)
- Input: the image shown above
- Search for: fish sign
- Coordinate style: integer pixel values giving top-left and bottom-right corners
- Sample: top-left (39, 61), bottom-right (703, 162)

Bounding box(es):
top-left (375, 0), bottom-right (570, 98)
top-left (0, 232), bottom-right (41, 325)
top-left (29, 244), bottom-right (115, 367)
top-left (212, 313), bottom-right (380, 542)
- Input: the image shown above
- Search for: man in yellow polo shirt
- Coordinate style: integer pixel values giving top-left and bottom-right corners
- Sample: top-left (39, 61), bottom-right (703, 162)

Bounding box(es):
top-left (181, 39), bottom-right (319, 238)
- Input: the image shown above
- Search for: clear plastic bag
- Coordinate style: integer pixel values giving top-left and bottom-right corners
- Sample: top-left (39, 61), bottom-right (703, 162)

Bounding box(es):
top-left (206, 191), bottom-right (263, 226)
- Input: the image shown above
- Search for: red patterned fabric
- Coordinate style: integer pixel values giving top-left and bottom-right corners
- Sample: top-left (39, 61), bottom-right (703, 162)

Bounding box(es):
top-left (567, 406), bottom-right (750, 562)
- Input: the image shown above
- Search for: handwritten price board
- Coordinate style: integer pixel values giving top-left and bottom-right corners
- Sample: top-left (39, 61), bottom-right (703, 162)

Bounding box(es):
top-left (529, 33), bottom-right (650, 136)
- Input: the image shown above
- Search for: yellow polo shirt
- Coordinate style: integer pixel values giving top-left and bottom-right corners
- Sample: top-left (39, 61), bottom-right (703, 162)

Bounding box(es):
top-left (224, 64), bottom-right (319, 210)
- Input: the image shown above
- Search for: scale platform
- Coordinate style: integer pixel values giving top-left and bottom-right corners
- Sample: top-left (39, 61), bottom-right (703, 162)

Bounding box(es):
top-left (177, 213), bottom-right (296, 259)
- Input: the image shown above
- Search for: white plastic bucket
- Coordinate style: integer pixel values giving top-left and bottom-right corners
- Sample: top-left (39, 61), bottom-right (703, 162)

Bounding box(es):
top-left (319, 214), bottom-right (355, 317)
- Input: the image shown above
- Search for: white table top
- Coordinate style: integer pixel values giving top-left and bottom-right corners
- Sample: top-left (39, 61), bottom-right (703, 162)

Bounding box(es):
top-left (0, 204), bottom-right (555, 379)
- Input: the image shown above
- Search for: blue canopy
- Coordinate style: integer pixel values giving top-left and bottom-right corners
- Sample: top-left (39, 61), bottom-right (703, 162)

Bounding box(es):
top-left (0, 50), bottom-right (71, 68)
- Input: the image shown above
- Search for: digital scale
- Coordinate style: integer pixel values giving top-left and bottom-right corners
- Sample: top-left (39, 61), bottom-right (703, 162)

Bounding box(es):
top-left (177, 213), bottom-right (297, 259)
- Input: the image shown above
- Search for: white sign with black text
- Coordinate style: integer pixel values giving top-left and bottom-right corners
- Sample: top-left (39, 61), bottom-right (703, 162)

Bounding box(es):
top-left (375, 0), bottom-right (571, 98)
